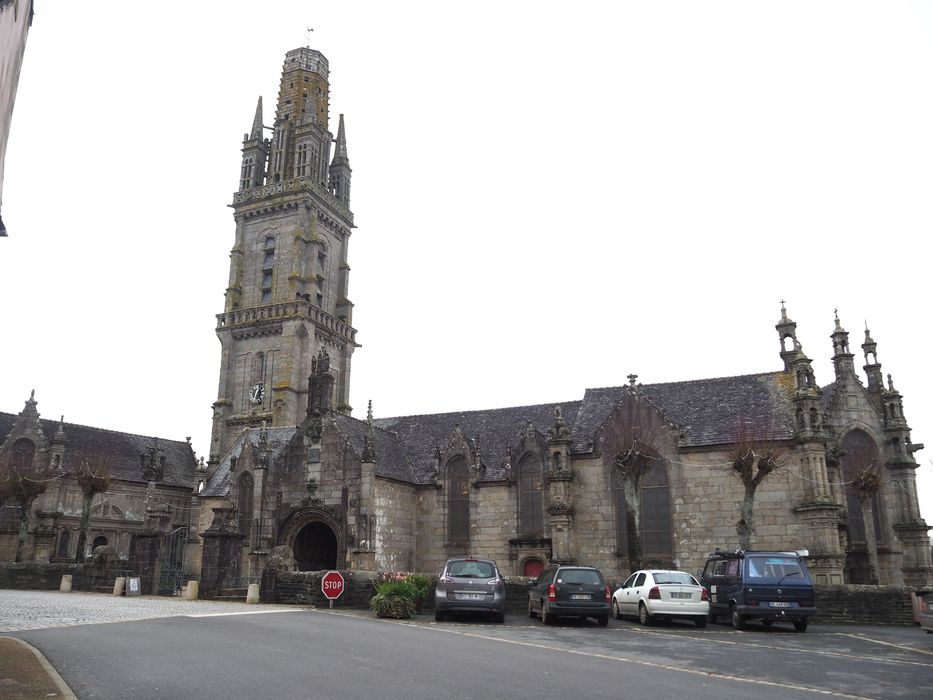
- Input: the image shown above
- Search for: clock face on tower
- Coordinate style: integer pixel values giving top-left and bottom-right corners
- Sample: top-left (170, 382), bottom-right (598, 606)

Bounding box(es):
top-left (248, 383), bottom-right (264, 405)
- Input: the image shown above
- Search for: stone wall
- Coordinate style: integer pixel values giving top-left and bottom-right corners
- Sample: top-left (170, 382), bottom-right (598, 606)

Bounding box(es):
top-left (472, 483), bottom-right (516, 573)
top-left (0, 561), bottom-right (134, 592)
top-left (373, 479), bottom-right (416, 571)
top-left (814, 585), bottom-right (916, 625)
top-left (268, 569), bottom-right (374, 607)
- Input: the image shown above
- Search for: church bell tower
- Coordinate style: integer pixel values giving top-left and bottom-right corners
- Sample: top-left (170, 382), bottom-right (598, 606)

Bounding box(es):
top-left (210, 46), bottom-right (358, 464)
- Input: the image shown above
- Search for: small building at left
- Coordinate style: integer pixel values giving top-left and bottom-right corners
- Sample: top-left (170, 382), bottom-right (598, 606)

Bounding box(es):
top-left (0, 391), bottom-right (201, 564)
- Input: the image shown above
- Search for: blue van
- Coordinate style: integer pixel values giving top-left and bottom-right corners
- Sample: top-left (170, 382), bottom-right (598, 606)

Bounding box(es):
top-left (700, 549), bottom-right (816, 632)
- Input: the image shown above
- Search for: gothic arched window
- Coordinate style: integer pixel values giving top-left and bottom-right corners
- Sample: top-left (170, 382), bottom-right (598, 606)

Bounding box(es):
top-left (237, 472), bottom-right (254, 543)
top-left (260, 237), bottom-right (275, 304)
top-left (612, 461), bottom-right (673, 565)
top-left (447, 458), bottom-right (470, 546)
top-left (517, 453), bottom-right (544, 535)
top-left (11, 438), bottom-right (36, 472)
top-left (640, 465), bottom-right (673, 560)
top-left (251, 352), bottom-right (265, 386)
top-left (840, 429), bottom-right (883, 545)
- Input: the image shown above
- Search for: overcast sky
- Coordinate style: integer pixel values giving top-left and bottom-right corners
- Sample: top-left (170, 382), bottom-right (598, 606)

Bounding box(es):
top-left (2, 1), bottom-right (931, 520)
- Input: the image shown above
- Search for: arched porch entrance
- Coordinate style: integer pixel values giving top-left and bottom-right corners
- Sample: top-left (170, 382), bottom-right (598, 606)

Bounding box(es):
top-left (278, 507), bottom-right (345, 572)
top-left (293, 522), bottom-right (338, 571)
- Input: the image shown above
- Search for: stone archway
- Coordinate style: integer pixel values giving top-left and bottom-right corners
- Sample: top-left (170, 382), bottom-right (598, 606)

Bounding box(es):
top-left (293, 522), bottom-right (338, 571)
top-left (278, 507), bottom-right (345, 571)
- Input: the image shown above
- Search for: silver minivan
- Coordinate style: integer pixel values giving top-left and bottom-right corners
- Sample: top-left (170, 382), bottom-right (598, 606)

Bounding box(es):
top-left (434, 558), bottom-right (506, 623)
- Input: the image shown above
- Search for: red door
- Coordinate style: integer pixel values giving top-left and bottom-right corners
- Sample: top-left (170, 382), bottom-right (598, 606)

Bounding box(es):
top-left (524, 558), bottom-right (545, 578)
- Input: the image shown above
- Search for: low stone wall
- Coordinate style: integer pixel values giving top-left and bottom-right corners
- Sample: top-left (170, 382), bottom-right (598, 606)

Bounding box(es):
top-left (814, 585), bottom-right (916, 625)
top-left (0, 561), bottom-right (136, 592)
top-left (265, 570), bottom-right (376, 608)
top-left (0, 562), bottom-right (82, 590)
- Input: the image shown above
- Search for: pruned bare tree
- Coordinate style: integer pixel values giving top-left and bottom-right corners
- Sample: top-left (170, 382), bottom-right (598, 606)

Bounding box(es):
top-left (727, 422), bottom-right (787, 550)
top-left (0, 442), bottom-right (58, 562)
top-left (72, 457), bottom-right (112, 563)
top-left (599, 391), bottom-right (668, 571)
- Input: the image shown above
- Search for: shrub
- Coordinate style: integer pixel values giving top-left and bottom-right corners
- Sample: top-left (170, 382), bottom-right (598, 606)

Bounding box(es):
top-left (405, 574), bottom-right (432, 601)
top-left (370, 579), bottom-right (418, 618)
top-left (375, 579), bottom-right (417, 600)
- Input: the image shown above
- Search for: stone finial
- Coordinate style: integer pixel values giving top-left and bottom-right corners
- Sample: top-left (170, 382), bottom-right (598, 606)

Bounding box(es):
top-left (887, 373), bottom-right (896, 392)
top-left (362, 399), bottom-right (376, 463)
top-left (250, 96), bottom-right (264, 140)
top-left (141, 444), bottom-right (166, 482)
top-left (52, 416), bottom-right (66, 443)
top-left (332, 113), bottom-right (349, 165)
top-left (547, 405), bottom-right (571, 442)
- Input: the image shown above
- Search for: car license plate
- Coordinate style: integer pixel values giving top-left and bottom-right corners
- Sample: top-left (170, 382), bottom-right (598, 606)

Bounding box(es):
top-left (457, 593), bottom-right (484, 600)
top-left (670, 592), bottom-right (691, 599)
top-left (770, 601), bottom-right (791, 608)
top-left (571, 594), bottom-right (590, 600)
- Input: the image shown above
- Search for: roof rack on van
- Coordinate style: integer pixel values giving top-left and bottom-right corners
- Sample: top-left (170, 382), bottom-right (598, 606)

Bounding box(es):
top-left (707, 548), bottom-right (809, 559)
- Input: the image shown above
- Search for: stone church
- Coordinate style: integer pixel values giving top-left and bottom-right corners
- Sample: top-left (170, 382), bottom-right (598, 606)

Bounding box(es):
top-left (3, 45), bottom-right (931, 589)
top-left (192, 45), bottom-right (932, 588)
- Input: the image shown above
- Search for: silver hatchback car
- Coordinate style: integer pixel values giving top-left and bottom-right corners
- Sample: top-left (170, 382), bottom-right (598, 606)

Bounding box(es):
top-left (434, 557), bottom-right (506, 623)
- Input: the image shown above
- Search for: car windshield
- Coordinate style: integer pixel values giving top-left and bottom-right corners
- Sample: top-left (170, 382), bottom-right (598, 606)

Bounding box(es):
top-left (448, 560), bottom-right (495, 578)
top-left (653, 572), bottom-right (697, 586)
top-left (745, 556), bottom-right (810, 584)
top-left (558, 569), bottom-right (602, 585)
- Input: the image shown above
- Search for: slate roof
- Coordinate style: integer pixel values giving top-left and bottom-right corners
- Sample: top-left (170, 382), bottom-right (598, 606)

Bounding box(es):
top-left (0, 412), bottom-right (197, 489)
top-left (200, 418), bottom-right (416, 497)
top-left (571, 372), bottom-right (798, 453)
top-left (201, 426), bottom-right (298, 497)
top-left (332, 414), bottom-right (415, 483)
top-left (372, 373), bottom-right (797, 485)
top-left (375, 401), bottom-right (582, 484)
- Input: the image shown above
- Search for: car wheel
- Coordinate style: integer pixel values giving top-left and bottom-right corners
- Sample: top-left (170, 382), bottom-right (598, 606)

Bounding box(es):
top-left (435, 609), bottom-right (445, 622)
top-left (793, 618), bottom-right (808, 633)
top-left (492, 612), bottom-right (505, 624)
top-left (694, 616), bottom-right (707, 628)
top-left (730, 605), bottom-right (746, 631)
top-left (597, 615), bottom-right (609, 628)
top-left (611, 599), bottom-right (622, 620)
top-left (638, 602), bottom-right (652, 626)
top-left (528, 600), bottom-right (537, 619)
top-left (541, 603), bottom-right (554, 626)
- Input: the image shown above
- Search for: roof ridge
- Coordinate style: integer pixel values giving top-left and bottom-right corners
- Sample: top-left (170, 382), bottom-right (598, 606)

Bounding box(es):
top-left (375, 399), bottom-right (583, 423)
top-left (587, 370), bottom-right (785, 393)
top-left (10, 413), bottom-right (195, 447)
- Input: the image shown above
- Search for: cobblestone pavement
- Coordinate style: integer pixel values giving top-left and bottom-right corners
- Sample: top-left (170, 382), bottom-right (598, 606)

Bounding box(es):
top-left (0, 590), bottom-right (301, 632)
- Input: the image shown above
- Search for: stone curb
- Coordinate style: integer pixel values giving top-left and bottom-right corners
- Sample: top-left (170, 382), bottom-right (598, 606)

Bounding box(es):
top-left (0, 636), bottom-right (77, 700)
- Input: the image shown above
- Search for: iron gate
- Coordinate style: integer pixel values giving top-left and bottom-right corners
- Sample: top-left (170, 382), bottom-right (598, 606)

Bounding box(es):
top-left (158, 526), bottom-right (189, 596)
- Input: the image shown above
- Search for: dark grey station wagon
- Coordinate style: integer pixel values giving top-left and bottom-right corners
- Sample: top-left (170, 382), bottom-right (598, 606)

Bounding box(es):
top-left (527, 565), bottom-right (611, 627)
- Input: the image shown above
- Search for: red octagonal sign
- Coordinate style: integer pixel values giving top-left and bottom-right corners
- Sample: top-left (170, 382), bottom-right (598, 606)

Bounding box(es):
top-left (321, 570), bottom-right (345, 600)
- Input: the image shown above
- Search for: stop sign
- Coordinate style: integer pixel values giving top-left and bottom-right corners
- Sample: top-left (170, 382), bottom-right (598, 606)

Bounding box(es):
top-left (321, 570), bottom-right (345, 600)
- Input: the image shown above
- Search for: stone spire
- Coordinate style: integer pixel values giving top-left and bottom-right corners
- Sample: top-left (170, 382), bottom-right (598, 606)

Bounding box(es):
top-left (862, 323), bottom-right (883, 395)
top-left (250, 96), bottom-right (264, 140)
top-left (830, 309), bottom-right (855, 380)
top-left (775, 304), bottom-right (823, 437)
top-left (362, 400), bottom-right (376, 463)
top-left (332, 114), bottom-right (349, 164)
top-left (776, 301), bottom-right (801, 371)
top-left (329, 114), bottom-right (352, 206)
top-left (239, 96), bottom-right (269, 191)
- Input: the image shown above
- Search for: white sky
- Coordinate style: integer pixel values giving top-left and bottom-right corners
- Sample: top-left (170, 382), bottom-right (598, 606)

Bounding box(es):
top-left (2, 1), bottom-right (932, 522)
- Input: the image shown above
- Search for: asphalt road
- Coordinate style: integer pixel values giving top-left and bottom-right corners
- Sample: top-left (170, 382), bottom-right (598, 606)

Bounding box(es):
top-left (7, 596), bottom-right (933, 700)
